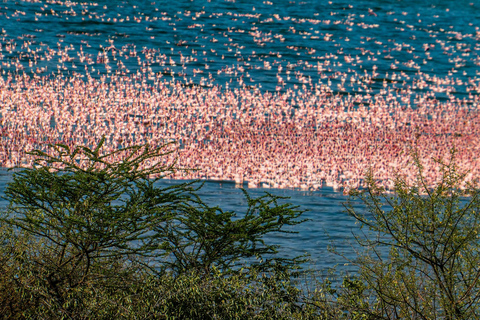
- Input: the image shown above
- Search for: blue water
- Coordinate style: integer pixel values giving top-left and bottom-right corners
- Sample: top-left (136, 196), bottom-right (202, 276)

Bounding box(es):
top-left (1, 0), bottom-right (479, 272)
top-left (0, 167), bottom-right (364, 273)
top-left (1, 0), bottom-right (479, 101)
top-left (184, 179), bottom-right (363, 270)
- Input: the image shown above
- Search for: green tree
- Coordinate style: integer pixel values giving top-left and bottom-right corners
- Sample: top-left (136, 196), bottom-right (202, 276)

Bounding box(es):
top-left (151, 189), bottom-right (307, 275)
top-left (330, 149), bottom-right (480, 319)
top-left (0, 139), bottom-right (307, 317)
top-left (2, 139), bottom-right (190, 314)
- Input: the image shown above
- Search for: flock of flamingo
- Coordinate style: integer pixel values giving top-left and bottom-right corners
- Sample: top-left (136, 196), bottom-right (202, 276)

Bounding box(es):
top-left (0, 0), bottom-right (479, 193)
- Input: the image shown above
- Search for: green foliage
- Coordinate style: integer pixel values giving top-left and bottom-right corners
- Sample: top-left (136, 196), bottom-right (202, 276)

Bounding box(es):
top-left (338, 149), bottom-right (480, 319)
top-left (0, 256), bottom-right (311, 319)
top-left (0, 139), bottom-right (309, 318)
top-left (152, 189), bottom-right (307, 275)
top-left (137, 269), bottom-right (307, 320)
top-left (2, 139), bottom-right (193, 308)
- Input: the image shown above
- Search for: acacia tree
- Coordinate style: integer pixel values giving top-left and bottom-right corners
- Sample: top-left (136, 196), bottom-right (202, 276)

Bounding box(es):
top-left (152, 189), bottom-right (307, 275)
top-left (1, 138), bottom-right (306, 317)
top-left (332, 149), bottom-right (480, 319)
top-left (2, 139), bottom-right (189, 311)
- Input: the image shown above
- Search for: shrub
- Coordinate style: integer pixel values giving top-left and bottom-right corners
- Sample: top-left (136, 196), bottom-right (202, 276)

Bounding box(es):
top-left (320, 150), bottom-right (480, 319)
top-left (0, 139), bottom-right (307, 318)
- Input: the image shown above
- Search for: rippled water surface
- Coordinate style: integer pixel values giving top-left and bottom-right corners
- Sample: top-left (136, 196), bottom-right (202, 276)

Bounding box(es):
top-left (0, 167), bottom-right (366, 272)
top-left (1, 0), bottom-right (479, 99)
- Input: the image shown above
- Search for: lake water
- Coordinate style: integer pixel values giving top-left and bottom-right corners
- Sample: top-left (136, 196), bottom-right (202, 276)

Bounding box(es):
top-left (1, 0), bottom-right (479, 100)
top-left (0, 167), bottom-right (366, 273)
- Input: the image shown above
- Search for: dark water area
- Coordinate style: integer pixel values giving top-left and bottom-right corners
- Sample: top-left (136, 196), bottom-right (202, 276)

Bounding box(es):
top-left (0, 167), bottom-right (366, 274)
top-left (1, 0), bottom-right (479, 103)
top-left (185, 178), bottom-right (363, 271)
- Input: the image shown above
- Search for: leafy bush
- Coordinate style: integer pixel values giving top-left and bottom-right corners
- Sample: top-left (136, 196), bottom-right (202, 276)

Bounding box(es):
top-left (319, 150), bottom-right (480, 319)
top-left (0, 139), bottom-right (308, 319)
